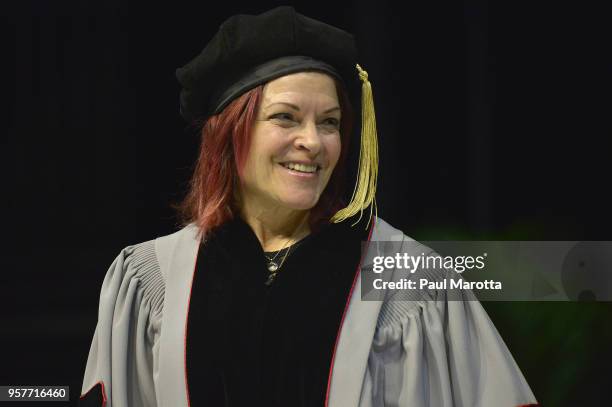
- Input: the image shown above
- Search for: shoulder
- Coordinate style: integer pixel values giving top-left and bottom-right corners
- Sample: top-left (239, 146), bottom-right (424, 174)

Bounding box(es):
top-left (371, 217), bottom-right (423, 249)
top-left (371, 216), bottom-right (405, 241)
top-left (372, 216), bottom-right (442, 259)
top-left (153, 223), bottom-right (201, 281)
top-left (103, 239), bottom-right (164, 316)
top-left (369, 216), bottom-right (459, 325)
top-left (103, 223), bottom-right (200, 316)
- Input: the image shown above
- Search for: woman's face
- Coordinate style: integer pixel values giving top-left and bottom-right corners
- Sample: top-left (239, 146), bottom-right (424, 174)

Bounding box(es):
top-left (239, 71), bottom-right (342, 213)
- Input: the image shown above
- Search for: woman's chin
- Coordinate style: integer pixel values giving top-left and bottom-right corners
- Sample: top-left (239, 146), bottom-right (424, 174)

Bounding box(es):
top-left (278, 193), bottom-right (320, 211)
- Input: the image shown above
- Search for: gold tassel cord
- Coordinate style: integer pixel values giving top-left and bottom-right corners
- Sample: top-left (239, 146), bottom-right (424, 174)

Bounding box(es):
top-left (331, 64), bottom-right (379, 228)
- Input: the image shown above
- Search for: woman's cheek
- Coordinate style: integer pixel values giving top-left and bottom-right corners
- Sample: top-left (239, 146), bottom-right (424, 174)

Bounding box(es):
top-left (327, 134), bottom-right (342, 167)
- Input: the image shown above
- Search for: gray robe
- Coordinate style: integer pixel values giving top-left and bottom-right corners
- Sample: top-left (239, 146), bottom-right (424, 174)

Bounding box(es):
top-left (81, 217), bottom-right (538, 406)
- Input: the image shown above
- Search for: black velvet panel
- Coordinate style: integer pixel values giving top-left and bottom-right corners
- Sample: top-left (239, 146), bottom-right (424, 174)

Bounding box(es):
top-left (79, 382), bottom-right (106, 407)
top-left (186, 216), bottom-right (372, 407)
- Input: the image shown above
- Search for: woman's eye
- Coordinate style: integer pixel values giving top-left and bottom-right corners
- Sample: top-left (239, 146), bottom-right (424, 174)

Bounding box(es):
top-left (322, 118), bottom-right (340, 128)
top-left (270, 113), bottom-right (294, 122)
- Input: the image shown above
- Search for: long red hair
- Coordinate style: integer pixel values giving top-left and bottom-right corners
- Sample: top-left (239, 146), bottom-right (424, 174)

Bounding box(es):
top-left (177, 77), bottom-right (354, 238)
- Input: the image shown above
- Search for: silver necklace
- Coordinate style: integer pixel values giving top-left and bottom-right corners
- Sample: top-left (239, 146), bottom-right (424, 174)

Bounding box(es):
top-left (264, 237), bottom-right (309, 286)
top-left (264, 246), bottom-right (290, 272)
top-left (262, 217), bottom-right (308, 285)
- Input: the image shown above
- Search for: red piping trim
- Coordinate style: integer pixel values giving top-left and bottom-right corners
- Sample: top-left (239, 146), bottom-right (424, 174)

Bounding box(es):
top-left (517, 404), bottom-right (540, 407)
top-left (183, 242), bottom-right (201, 407)
top-left (324, 217), bottom-right (377, 407)
top-left (80, 381), bottom-right (107, 407)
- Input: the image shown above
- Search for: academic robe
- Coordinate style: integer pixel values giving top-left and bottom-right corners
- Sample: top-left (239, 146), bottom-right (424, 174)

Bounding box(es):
top-left (80, 216), bottom-right (539, 407)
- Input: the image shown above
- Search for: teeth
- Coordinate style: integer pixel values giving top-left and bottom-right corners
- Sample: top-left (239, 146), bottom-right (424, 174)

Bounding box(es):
top-left (282, 162), bottom-right (318, 173)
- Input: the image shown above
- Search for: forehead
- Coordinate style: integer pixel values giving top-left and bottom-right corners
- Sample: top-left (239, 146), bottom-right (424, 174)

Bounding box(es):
top-left (262, 71), bottom-right (338, 102)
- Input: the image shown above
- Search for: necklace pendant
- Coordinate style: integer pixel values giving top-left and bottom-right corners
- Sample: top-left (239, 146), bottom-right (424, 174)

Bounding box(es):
top-left (267, 262), bottom-right (279, 272)
top-left (265, 273), bottom-right (277, 286)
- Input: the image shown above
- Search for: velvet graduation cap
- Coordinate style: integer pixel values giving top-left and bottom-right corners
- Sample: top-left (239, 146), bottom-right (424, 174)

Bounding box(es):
top-left (176, 6), bottom-right (378, 226)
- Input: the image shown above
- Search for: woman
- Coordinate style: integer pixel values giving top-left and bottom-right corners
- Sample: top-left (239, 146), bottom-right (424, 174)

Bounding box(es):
top-left (80, 7), bottom-right (539, 407)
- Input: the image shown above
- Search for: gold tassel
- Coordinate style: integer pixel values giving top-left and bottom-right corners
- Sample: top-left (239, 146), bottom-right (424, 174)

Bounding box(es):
top-left (331, 64), bottom-right (379, 228)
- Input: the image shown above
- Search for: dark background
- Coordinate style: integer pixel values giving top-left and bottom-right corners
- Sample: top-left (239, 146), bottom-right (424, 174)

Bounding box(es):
top-left (2, 0), bottom-right (611, 406)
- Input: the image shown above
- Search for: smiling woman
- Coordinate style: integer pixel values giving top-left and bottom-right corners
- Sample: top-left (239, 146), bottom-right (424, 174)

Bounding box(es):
top-left (239, 72), bottom-right (343, 242)
top-left (79, 6), bottom-right (539, 407)
top-left (175, 70), bottom-right (354, 251)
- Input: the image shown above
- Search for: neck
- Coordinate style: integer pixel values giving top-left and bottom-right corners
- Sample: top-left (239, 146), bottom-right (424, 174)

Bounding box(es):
top-left (239, 201), bottom-right (311, 252)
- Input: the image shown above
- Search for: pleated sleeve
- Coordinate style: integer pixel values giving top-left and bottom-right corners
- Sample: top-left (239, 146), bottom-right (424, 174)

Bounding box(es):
top-left (364, 267), bottom-right (538, 407)
top-left (80, 241), bottom-right (165, 407)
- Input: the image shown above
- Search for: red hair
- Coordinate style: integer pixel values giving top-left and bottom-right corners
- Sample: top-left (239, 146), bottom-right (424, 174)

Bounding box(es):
top-left (176, 78), bottom-right (354, 238)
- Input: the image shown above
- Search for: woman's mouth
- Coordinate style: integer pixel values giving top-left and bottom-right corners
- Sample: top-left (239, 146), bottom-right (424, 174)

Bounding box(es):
top-left (280, 162), bottom-right (320, 173)
top-left (279, 162), bottom-right (320, 178)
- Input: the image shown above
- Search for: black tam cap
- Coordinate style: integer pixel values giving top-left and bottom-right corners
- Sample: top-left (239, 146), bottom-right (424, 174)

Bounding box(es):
top-left (176, 6), bottom-right (358, 122)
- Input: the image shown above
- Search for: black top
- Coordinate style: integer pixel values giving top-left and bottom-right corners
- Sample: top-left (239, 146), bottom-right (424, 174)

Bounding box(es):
top-left (186, 215), bottom-right (372, 407)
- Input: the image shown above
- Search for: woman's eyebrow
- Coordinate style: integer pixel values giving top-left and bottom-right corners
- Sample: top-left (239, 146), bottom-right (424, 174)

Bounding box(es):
top-left (265, 102), bottom-right (300, 111)
top-left (323, 106), bottom-right (341, 114)
top-left (265, 102), bottom-right (340, 114)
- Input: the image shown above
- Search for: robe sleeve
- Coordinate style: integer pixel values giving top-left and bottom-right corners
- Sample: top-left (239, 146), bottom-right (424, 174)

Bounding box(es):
top-left (365, 266), bottom-right (539, 407)
top-left (80, 241), bottom-right (165, 407)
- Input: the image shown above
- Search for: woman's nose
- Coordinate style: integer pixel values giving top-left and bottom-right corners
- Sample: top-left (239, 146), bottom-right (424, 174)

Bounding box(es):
top-left (294, 121), bottom-right (322, 155)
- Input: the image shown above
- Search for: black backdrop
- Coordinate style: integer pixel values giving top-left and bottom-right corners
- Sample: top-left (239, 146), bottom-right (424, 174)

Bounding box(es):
top-left (2, 0), bottom-right (611, 406)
